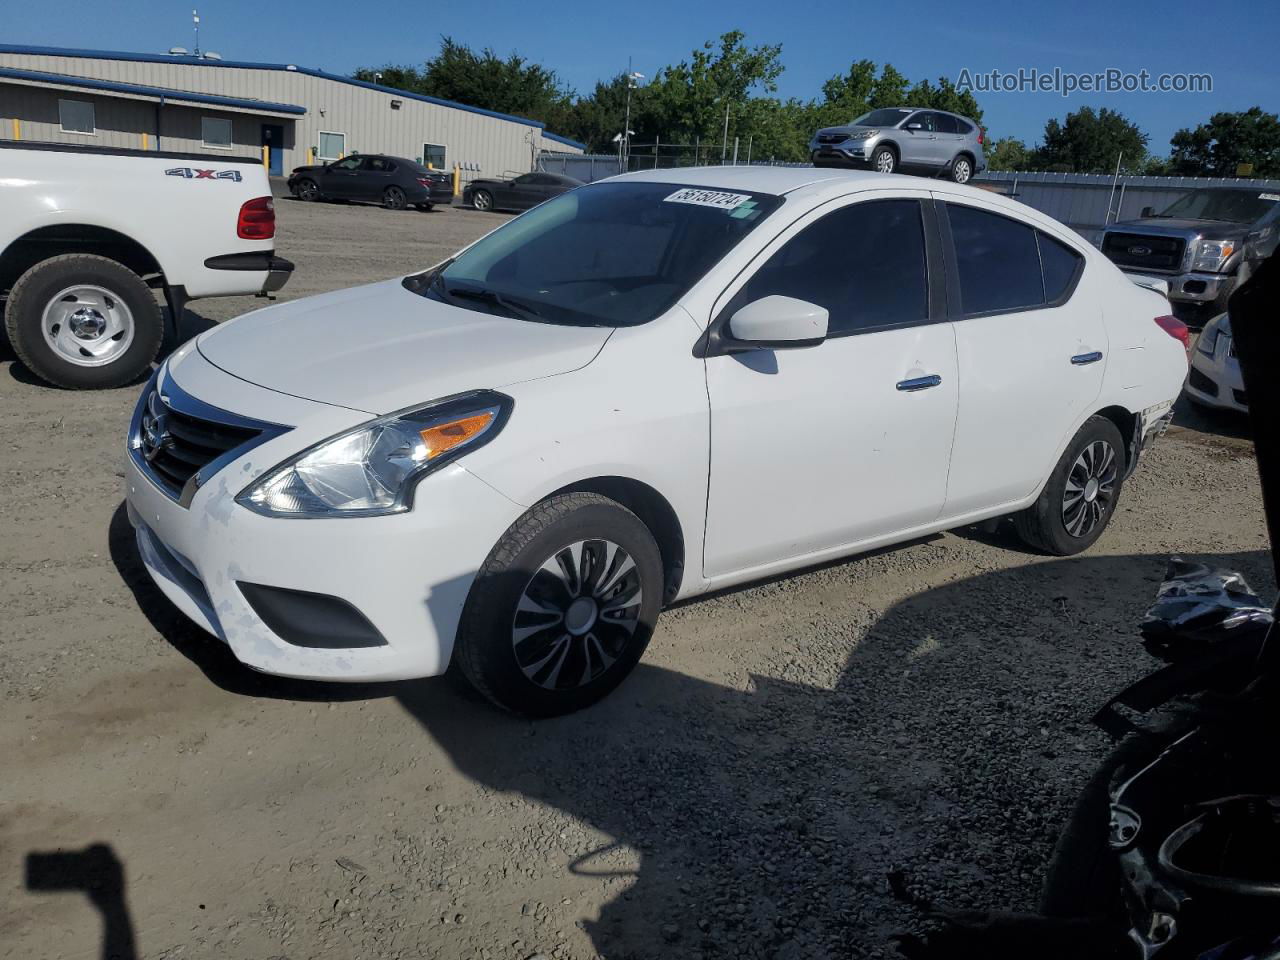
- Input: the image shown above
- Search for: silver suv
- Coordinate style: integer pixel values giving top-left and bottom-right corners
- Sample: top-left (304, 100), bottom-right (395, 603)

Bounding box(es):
top-left (810, 107), bottom-right (987, 183)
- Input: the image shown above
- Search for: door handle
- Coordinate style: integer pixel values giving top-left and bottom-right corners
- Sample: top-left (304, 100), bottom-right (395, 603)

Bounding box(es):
top-left (896, 374), bottom-right (942, 392)
top-left (1071, 351), bottom-right (1103, 365)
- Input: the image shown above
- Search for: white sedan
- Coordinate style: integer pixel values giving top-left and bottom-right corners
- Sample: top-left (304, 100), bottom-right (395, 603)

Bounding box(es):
top-left (1186, 312), bottom-right (1247, 413)
top-left (124, 167), bottom-right (1189, 715)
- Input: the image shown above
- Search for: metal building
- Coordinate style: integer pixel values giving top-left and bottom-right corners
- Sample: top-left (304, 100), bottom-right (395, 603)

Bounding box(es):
top-left (0, 43), bottom-right (584, 178)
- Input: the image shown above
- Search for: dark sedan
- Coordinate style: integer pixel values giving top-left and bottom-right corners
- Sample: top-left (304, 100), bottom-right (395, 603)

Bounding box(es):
top-left (463, 172), bottom-right (583, 213)
top-left (288, 155), bottom-right (454, 211)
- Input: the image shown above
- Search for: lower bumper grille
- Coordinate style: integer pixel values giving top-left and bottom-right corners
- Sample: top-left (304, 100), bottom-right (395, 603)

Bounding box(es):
top-left (1188, 366), bottom-right (1219, 397)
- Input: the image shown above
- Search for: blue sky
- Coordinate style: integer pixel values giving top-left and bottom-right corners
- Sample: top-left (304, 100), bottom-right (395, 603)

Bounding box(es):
top-left (6, 0), bottom-right (1277, 153)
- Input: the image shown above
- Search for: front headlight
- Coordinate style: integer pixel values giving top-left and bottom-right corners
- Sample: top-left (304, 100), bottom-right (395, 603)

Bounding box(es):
top-left (1197, 323), bottom-right (1220, 357)
top-left (1192, 239), bottom-right (1236, 272)
top-left (238, 391), bottom-right (511, 518)
top-left (850, 129), bottom-right (877, 140)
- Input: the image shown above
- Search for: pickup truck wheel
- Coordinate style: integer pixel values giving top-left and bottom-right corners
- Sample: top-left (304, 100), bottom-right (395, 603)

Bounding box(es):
top-left (296, 178), bottom-right (319, 201)
top-left (454, 492), bottom-right (662, 717)
top-left (1013, 416), bottom-right (1126, 556)
top-left (382, 186), bottom-right (407, 210)
top-left (4, 255), bottom-right (162, 389)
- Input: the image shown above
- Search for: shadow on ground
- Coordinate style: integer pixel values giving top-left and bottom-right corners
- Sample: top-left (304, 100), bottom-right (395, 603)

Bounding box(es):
top-left (105, 501), bottom-right (1273, 957)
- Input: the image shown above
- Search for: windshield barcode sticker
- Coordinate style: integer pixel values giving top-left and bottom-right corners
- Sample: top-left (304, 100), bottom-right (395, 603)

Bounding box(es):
top-left (664, 188), bottom-right (753, 210)
top-left (1260, 193), bottom-right (1280, 202)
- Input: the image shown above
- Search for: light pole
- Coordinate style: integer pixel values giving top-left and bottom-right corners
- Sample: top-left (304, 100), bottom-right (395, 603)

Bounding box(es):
top-left (623, 67), bottom-right (644, 170)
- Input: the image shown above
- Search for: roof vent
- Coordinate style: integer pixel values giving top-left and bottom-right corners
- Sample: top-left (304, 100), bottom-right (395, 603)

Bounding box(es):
top-left (203, 51), bottom-right (222, 60)
top-left (169, 47), bottom-right (189, 55)
top-left (285, 64), bottom-right (298, 71)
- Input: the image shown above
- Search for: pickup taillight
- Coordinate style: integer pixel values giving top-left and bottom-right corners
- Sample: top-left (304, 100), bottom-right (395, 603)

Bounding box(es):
top-left (237, 196), bottom-right (275, 240)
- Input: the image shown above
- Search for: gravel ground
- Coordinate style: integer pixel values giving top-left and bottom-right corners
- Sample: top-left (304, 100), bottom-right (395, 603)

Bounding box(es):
top-left (0, 187), bottom-right (1272, 960)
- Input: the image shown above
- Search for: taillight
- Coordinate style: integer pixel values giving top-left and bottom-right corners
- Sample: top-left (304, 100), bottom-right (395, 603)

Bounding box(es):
top-left (1154, 314), bottom-right (1190, 356)
top-left (977, 127), bottom-right (985, 145)
top-left (417, 177), bottom-right (433, 188)
top-left (237, 196), bottom-right (275, 240)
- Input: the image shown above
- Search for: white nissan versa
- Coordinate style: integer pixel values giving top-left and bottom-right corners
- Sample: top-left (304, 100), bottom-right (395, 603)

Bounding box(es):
top-left (125, 167), bottom-right (1189, 715)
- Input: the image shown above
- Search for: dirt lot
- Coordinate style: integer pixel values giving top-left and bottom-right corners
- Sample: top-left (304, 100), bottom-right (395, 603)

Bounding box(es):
top-left (1, 190), bottom-right (1271, 960)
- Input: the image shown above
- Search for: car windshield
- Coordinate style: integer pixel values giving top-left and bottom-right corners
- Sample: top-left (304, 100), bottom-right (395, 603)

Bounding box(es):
top-left (1156, 189), bottom-right (1277, 223)
top-left (852, 108), bottom-right (913, 127)
top-left (417, 181), bottom-right (783, 327)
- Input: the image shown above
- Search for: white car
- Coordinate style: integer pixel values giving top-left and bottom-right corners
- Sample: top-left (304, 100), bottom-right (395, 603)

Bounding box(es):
top-left (124, 167), bottom-right (1189, 715)
top-left (1186, 312), bottom-right (1247, 413)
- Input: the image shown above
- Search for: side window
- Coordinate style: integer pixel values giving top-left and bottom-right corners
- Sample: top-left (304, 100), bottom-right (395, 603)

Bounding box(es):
top-left (727, 199), bottom-right (929, 336)
top-left (946, 204), bottom-right (1045, 315)
top-left (906, 112), bottom-right (934, 132)
top-left (955, 119), bottom-right (974, 135)
top-left (934, 114), bottom-right (959, 135)
top-left (1038, 231), bottom-right (1084, 302)
top-left (364, 157), bottom-right (393, 172)
top-left (514, 174), bottom-right (538, 186)
top-left (333, 157), bottom-right (361, 171)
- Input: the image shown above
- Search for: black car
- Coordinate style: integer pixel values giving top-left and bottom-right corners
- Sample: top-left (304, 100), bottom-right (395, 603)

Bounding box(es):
top-left (463, 172), bottom-right (583, 213)
top-left (287, 155), bottom-right (454, 211)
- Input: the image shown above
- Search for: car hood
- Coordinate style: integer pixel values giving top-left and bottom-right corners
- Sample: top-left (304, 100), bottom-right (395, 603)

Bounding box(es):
top-left (196, 278), bottom-right (612, 415)
top-left (289, 165), bottom-right (325, 176)
top-left (1112, 218), bottom-right (1251, 237)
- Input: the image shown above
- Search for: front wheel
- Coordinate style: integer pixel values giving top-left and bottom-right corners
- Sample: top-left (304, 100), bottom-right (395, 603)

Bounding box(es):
top-left (453, 492), bottom-right (663, 717)
top-left (949, 155), bottom-right (974, 183)
top-left (382, 186), bottom-right (407, 210)
top-left (4, 254), bottom-right (163, 389)
top-left (872, 146), bottom-right (897, 174)
top-left (472, 189), bottom-right (494, 212)
top-left (1014, 415), bottom-right (1126, 555)
top-left (295, 178), bottom-right (319, 201)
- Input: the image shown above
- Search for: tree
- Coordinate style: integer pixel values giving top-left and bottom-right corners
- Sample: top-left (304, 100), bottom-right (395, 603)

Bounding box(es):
top-left (1032, 107), bottom-right (1148, 173)
top-left (985, 137), bottom-right (1031, 172)
top-left (1169, 107), bottom-right (1280, 178)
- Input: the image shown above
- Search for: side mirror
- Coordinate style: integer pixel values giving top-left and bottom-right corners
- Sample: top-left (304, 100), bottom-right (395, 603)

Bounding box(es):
top-left (905, 122), bottom-right (923, 131)
top-left (727, 295), bottom-right (828, 349)
top-left (1141, 206), bottom-right (1155, 218)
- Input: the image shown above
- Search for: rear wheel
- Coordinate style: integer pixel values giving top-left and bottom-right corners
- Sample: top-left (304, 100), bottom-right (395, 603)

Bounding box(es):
top-left (1014, 416), bottom-right (1126, 556)
top-left (295, 178), bottom-right (319, 201)
top-left (382, 186), bottom-right (407, 210)
top-left (472, 189), bottom-right (494, 212)
top-left (454, 492), bottom-right (663, 717)
top-left (4, 254), bottom-right (162, 389)
top-left (872, 146), bottom-right (897, 174)
top-left (949, 155), bottom-right (974, 183)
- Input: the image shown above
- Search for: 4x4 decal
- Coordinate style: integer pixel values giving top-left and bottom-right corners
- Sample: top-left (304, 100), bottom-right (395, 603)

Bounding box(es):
top-left (164, 167), bottom-right (243, 182)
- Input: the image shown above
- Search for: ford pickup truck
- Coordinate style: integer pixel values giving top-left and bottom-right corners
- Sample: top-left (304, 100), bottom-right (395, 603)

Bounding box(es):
top-left (1, 141), bottom-right (292, 389)
top-left (1100, 187), bottom-right (1279, 316)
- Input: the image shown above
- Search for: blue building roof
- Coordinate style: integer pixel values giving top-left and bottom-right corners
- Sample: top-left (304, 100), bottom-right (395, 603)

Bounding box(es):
top-left (0, 43), bottom-right (583, 144)
top-left (0, 64), bottom-right (307, 114)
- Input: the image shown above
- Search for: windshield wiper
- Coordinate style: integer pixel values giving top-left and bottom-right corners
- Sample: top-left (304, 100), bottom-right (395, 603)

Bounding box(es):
top-left (436, 280), bottom-right (549, 324)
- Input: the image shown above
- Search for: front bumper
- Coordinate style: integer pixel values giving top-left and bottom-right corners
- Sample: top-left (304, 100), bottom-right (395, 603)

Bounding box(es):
top-left (1123, 269), bottom-right (1233, 304)
top-left (809, 140), bottom-right (873, 166)
top-left (1186, 334), bottom-right (1247, 412)
top-left (123, 351), bottom-right (525, 682)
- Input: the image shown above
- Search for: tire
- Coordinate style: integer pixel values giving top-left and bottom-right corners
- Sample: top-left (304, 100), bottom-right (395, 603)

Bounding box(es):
top-left (1014, 415), bottom-right (1126, 556)
top-left (4, 254), bottom-right (163, 389)
top-left (296, 178), bottom-right (319, 201)
top-left (472, 189), bottom-right (494, 212)
top-left (382, 186), bottom-right (407, 210)
top-left (949, 154), bottom-right (974, 184)
top-left (872, 146), bottom-right (897, 174)
top-left (414, 202), bottom-right (434, 212)
top-left (453, 492), bottom-right (663, 717)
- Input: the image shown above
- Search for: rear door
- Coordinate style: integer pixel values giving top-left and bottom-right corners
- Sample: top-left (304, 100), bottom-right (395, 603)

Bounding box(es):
top-left (357, 157), bottom-right (396, 202)
top-left (936, 196), bottom-right (1106, 518)
top-left (933, 114), bottom-right (965, 168)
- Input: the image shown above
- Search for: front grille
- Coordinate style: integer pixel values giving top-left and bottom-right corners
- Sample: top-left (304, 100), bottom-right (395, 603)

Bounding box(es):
top-left (1233, 388), bottom-right (1248, 407)
top-left (1188, 366), bottom-right (1218, 397)
top-left (1102, 232), bottom-right (1186, 272)
top-left (130, 378), bottom-right (283, 506)
top-left (817, 133), bottom-right (849, 145)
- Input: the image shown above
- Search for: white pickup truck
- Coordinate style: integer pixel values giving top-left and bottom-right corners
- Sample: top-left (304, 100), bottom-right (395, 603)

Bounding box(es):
top-left (1, 141), bottom-right (292, 389)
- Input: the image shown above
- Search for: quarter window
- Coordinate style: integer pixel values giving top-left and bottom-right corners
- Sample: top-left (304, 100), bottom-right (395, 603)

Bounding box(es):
top-left (201, 116), bottom-right (233, 149)
top-left (58, 98), bottom-right (95, 134)
top-left (946, 204), bottom-right (1044, 315)
top-left (728, 199), bottom-right (929, 336)
top-left (1039, 232), bottom-right (1084, 302)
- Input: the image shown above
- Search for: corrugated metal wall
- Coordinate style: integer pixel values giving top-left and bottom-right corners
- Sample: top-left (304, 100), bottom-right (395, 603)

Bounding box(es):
top-left (0, 50), bottom-right (580, 175)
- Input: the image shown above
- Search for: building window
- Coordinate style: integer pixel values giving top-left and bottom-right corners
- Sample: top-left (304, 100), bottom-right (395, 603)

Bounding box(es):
top-left (317, 131), bottom-right (346, 162)
top-left (201, 116), bottom-right (233, 149)
top-left (422, 142), bottom-right (446, 169)
top-left (58, 99), bottom-right (95, 134)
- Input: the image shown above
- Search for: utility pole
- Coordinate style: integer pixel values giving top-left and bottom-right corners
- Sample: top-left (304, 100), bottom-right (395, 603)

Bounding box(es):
top-left (192, 9), bottom-right (201, 58)
top-left (622, 60), bottom-right (644, 171)
top-left (721, 102), bottom-right (730, 163)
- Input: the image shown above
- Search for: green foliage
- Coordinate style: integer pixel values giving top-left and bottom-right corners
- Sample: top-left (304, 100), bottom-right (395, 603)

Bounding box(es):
top-left (1168, 107), bottom-right (1280, 178)
top-left (1031, 107), bottom-right (1148, 173)
top-left (985, 137), bottom-right (1031, 172)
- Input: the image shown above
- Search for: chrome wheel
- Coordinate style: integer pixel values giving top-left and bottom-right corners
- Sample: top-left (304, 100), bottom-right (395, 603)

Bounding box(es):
top-left (41, 284), bottom-right (135, 367)
top-left (512, 539), bottom-right (643, 690)
top-left (874, 149), bottom-right (896, 174)
top-left (1062, 440), bottom-right (1117, 538)
top-left (473, 190), bottom-right (493, 211)
top-left (952, 157), bottom-right (972, 183)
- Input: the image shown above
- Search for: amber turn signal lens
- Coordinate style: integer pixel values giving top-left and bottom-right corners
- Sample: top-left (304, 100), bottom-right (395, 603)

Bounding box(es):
top-left (419, 412), bottom-right (495, 460)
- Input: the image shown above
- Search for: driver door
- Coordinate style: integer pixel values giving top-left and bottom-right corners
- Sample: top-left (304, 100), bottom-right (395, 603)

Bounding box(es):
top-left (702, 191), bottom-right (959, 578)
top-left (899, 111), bottom-right (938, 167)
top-left (321, 156), bottom-right (363, 199)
